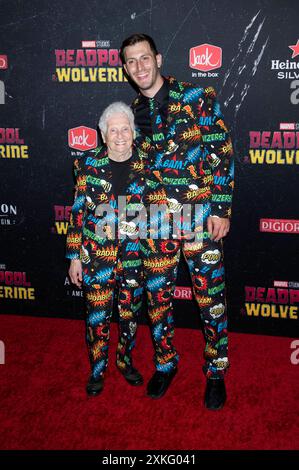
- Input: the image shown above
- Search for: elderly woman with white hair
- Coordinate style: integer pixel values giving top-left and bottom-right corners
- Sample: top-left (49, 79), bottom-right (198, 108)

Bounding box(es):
top-left (66, 102), bottom-right (145, 396)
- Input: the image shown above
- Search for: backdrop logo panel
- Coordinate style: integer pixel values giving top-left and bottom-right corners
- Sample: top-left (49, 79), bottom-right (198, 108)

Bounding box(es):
top-left (52, 205), bottom-right (71, 235)
top-left (0, 203), bottom-right (23, 227)
top-left (1, 1), bottom-right (298, 336)
top-left (0, 128), bottom-right (30, 159)
top-left (260, 218), bottom-right (299, 234)
top-left (270, 38), bottom-right (299, 104)
top-left (245, 122), bottom-right (299, 165)
top-left (0, 266), bottom-right (36, 301)
top-left (271, 38), bottom-right (299, 79)
top-left (0, 54), bottom-right (7, 104)
top-left (0, 55), bottom-right (7, 69)
top-left (68, 126), bottom-right (98, 151)
top-left (243, 282), bottom-right (299, 322)
top-left (53, 39), bottom-right (126, 83)
top-left (0, 81), bottom-right (4, 105)
top-left (65, 275), bottom-right (84, 301)
top-left (174, 286), bottom-right (192, 300)
top-left (189, 43), bottom-right (222, 79)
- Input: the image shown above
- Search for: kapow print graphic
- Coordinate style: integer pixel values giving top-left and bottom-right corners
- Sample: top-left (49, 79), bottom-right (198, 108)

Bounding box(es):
top-left (146, 275), bottom-right (167, 292)
top-left (87, 310), bottom-right (107, 326)
top-left (157, 362), bottom-right (177, 373)
top-left (153, 323), bottom-right (163, 341)
top-left (93, 266), bottom-right (114, 285)
top-left (144, 256), bottom-right (177, 273)
top-left (193, 274), bottom-right (208, 291)
top-left (215, 337), bottom-right (228, 348)
top-left (217, 320), bottom-right (228, 333)
top-left (72, 194), bottom-right (85, 212)
top-left (160, 240), bottom-right (179, 254)
top-left (127, 181), bottom-right (144, 194)
top-left (92, 340), bottom-right (107, 360)
top-left (95, 324), bottom-right (109, 338)
top-left (186, 146), bottom-right (202, 163)
top-left (94, 245), bottom-right (118, 262)
top-left (157, 289), bottom-right (172, 303)
top-left (66, 231), bottom-right (82, 254)
top-left (118, 289), bottom-right (132, 305)
top-left (182, 87), bottom-right (204, 104)
top-left (93, 359), bottom-right (106, 379)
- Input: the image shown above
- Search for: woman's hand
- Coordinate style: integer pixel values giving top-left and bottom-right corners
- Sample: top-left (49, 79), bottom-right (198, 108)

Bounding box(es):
top-left (69, 259), bottom-right (83, 288)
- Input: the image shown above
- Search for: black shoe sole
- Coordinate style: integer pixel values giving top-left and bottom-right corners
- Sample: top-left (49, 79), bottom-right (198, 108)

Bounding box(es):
top-left (146, 371), bottom-right (177, 399)
top-left (117, 367), bottom-right (144, 386)
top-left (125, 378), bottom-right (144, 386)
top-left (146, 391), bottom-right (167, 399)
top-left (86, 389), bottom-right (103, 397)
top-left (204, 399), bottom-right (226, 410)
top-left (204, 403), bottom-right (225, 410)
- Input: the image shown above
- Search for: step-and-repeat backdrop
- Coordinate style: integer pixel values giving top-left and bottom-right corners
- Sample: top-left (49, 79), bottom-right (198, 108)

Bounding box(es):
top-left (1, 0), bottom-right (298, 337)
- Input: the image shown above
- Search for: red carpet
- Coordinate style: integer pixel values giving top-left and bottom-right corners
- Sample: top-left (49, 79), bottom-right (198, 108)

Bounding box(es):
top-left (0, 315), bottom-right (298, 450)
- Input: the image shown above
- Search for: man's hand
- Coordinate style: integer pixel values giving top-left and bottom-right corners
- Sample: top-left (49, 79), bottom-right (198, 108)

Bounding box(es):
top-left (69, 259), bottom-right (83, 288)
top-left (207, 216), bottom-right (230, 242)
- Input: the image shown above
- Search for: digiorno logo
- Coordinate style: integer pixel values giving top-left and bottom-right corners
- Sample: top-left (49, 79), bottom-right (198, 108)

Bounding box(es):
top-left (243, 280), bottom-right (299, 321)
top-left (68, 126), bottom-right (98, 151)
top-left (260, 219), bottom-right (299, 234)
top-left (245, 122), bottom-right (299, 165)
top-left (174, 286), bottom-right (192, 300)
top-left (189, 43), bottom-right (222, 78)
top-left (53, 39), bottom-right (127, 83)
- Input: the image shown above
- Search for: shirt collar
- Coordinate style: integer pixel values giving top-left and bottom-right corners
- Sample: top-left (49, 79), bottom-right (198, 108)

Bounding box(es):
top-left (139, 77), bottom-right (169, 105)
top-left (154, 78), bottom-right (169, 105)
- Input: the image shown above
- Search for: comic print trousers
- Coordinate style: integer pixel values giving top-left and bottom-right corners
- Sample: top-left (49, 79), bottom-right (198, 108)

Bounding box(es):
top-left (140, 235), bottom-right (229, 378)
top-left (83, 253), bottom-right (143, 380)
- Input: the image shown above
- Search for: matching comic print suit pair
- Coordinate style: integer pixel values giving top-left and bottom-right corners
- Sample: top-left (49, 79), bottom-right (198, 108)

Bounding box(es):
top-left (66, 77), bottom-right (234, 381)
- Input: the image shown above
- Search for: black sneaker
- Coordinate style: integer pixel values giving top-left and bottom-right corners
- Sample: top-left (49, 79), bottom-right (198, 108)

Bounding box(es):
top-left (119, 367), bottom-right (143, 386)
top-left (204, 378), bottom-right (226, 410)
top-left (86, 375), bottom-right (104, 396)
top-left (147, 368), bottom-right (177, 399)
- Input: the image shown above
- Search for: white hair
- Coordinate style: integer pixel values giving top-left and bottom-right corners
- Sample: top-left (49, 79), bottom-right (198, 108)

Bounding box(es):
top-left (98, 101), bottom-right (135, 135)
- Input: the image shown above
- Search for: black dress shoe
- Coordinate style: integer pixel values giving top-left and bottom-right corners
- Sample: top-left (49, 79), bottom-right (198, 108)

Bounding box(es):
top-left (86, 375), bottom-right (104, 396)
top-left (119, 367), bottom-right (143, 386)
top-left (147, 368), bottom-right (177, 399)
top-left (204, 378), bottom-right (226, 410)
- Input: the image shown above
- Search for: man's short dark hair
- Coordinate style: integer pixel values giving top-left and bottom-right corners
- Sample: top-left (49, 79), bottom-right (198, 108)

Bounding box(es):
top-left (120, 33), bottom-right (159, 64)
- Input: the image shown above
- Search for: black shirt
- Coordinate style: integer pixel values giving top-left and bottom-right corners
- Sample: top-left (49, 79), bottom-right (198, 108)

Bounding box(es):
top-left (109, 158), bottom-right (131, 200)
top-left (134, 78), bottom-right (169, 137)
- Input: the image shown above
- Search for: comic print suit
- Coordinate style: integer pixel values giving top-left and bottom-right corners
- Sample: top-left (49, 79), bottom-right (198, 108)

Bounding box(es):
top-left (66, 146), bottom-right (145, 379)
top-left (133, 77), bottom-right (234, 378)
